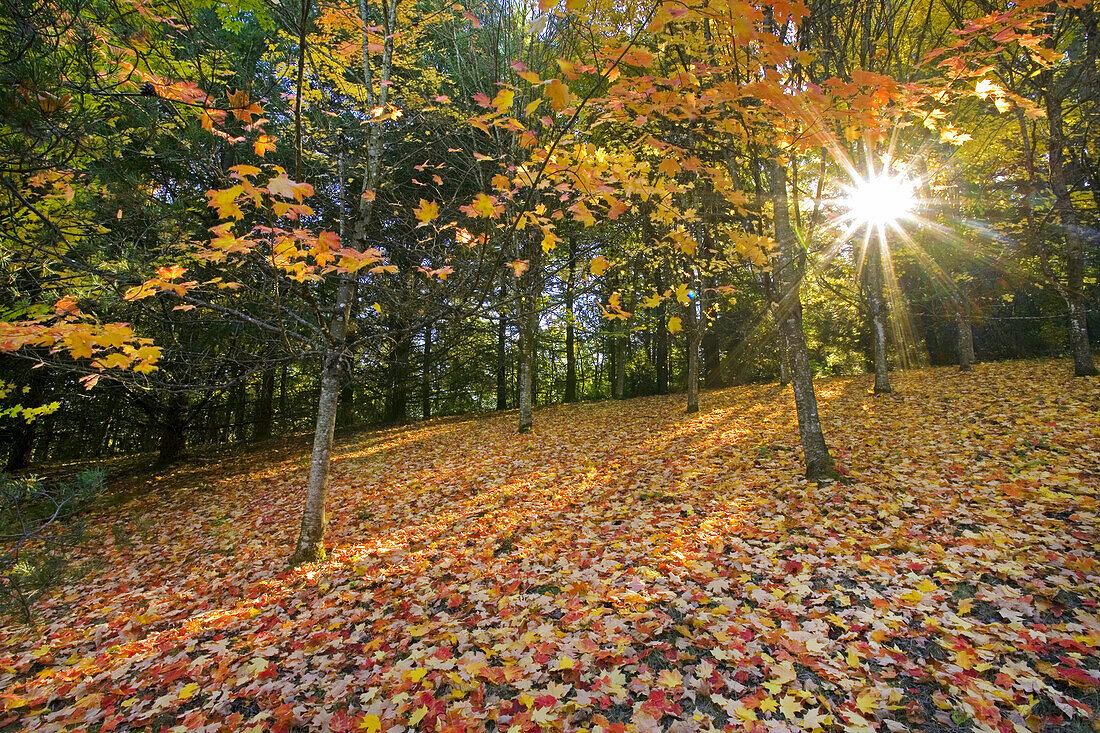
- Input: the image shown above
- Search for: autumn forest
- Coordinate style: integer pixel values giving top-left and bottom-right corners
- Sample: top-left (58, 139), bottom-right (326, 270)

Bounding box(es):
top-left (1, 0), bottom-right (1099, 730)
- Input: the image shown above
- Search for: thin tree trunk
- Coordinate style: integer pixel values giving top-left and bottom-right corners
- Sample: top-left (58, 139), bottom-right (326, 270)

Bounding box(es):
top-left (232, 376), bottom-right (248, 443)
top-left (655, 268), bottom-right (669, 395)
top-left (517, 238), bottom-right (541, 433)
top-left (770, 160), bottom-right (833, 481)
top-left (338, 379), bottom-right (354, 428)
top-left (867, 244), bottom-right (892, 393)
top-left (4, 371), bottom-right (40, 471)
top-left (290, 311), bottom-right (348, 566)
top-left (955, 305), bottom-right (975, 371)
top-left (385, 331), bottom-right (410, 423)
top-left (685, 302), bottom-right (700, 413)
top-left (1043, 81), bottom-right (1097, 376)
top-left (422, 324), bottom-right (432, 419)
top-left (496, 280), bottom-right (508, 410)
top-left (290, 0), bottom-right (395, 564)
top-left (564, 238), bottom-right (577, 402)
top-left (6, 418), bottom-right (35, 472)
top-left (612, 317), bottom-right (625, 400)
top-left (254, 367), bottom-right (275, 440)
top-left (530, 327), bottom-right (538, 408)
top-left (776, 314), bottom-right (790, 386)
top-left (518, 306), bottom-right (535, 433)
top-left (155, 392), bottom-right (188, 468)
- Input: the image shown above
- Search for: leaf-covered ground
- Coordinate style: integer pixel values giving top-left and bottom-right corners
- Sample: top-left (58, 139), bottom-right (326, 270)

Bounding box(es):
top-left (2, 360), bottom-right (1098, 733)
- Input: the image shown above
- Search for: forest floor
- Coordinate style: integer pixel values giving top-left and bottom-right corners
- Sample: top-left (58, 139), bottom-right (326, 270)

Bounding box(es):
top-left (1, 359), bottom-right (1098, 733)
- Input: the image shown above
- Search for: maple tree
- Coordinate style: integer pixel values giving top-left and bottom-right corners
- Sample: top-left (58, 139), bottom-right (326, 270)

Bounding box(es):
top-left (0, 0), bottom-right (1099, 726)
top-left (0, 0), bottom-right (1097, 611)
top-left (1, 360), bottom-right (1098, 731)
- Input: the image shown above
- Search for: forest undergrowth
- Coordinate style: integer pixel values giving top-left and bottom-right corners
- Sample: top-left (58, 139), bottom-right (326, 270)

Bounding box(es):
top-left (1, 359), bottom-right (1097, 732)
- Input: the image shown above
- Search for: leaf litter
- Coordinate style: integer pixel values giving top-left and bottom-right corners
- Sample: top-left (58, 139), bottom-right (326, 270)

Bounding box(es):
top-left (1, 360), bottom-right (1097, 732)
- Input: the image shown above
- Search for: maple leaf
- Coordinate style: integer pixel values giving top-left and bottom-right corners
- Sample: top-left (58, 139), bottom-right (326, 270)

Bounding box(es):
top-left (656, 668), bottom-right (682, 688)
top-left (491, 88), bottom-right (515, 112)
top-left (228, 89), bottom-right (262, 124)
top-left (267, 172), bottom-right (314, 201)
top-left (414, 199), bottom-right (439, 225)
top-left (253, 134), bottom-right (277, 157)
top-left (206, 186), bottom-right (244, 220)
top-left (508, 259), bottom-right (529, 277)
top-left (546, 79), bottom-right (570, 111)
top-left (589, 255), bottom-right (609, 276)
top-left (667, 316), bottom-right (682, 334)
top-left (779, 694), bottom-right (802, 720)
top-left (465, 192), bottom-right (501, 219)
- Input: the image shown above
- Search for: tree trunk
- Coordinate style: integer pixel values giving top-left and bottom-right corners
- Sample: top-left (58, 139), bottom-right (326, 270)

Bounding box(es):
top-left (770, 160), bottom-right (833, 481)
top-left (5, 417), bottom-right (35, 472)
top-left (517, 306), bottom-right (535, 433)
top-left (155, 392), bottom-right (188, 467)
top-left (778, 305), bottom-right (833, 480)
top-left (232, 377), bottom-right (248, 443)
top-left (777, 315), bottom-right (790, 386)
top-left (685, 303), bottom-right (700, 413)
top-left (955, 306), bottom-right (975, 371)
top-left (421, 324), bottom-right (432, 419)
top-left (496, 280), bottom-right (508, 410)
top-left (655, 280), bottom-right (669, 395)
top-left (291, 0), bottom-right (395, 564)
top-left (530, 327), bottom-right (538, 408)
top-left (337, 379), bottom-right (354, 428)
top-left (290, 319), bottom-right (347, 566)
top-left (564, 239), bottom-right (577, 402)
top-left (517, 239), bottom-right (541, 433)
top-left (385, 330), bottom-right (410, 423)
top-left (1044, 82), bottom-right (1097, 376)
top-left (866, 244), bottom-right (892, 393)
top-left (703, 327), bottom-right (722, 388)
top-left (4, 371), bottom-right (41, 471)
top-left (612, 317), bottom-right (626, 399)
top-left (254, 367), bottom-right (275, 440)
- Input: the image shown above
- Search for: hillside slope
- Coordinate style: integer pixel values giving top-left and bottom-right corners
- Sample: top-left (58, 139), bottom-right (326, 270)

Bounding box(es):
top-left (2, 360), bottom-right (1098, 732)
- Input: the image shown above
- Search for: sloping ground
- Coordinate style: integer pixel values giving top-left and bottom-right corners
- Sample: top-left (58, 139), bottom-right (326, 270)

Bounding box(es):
top-left (1, 360), bottom-right (1098, 733)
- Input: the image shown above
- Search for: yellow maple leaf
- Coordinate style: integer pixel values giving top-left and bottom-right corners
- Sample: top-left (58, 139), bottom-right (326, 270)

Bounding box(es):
top-left (267, 172), bottom-right (314, 201)
top-left (855, 689), bottom-right (877, 714)
top-left (206, 186), bottom-right (244, 220)
top-left (178, 683), bottom-right (199, 700)
top-left (414, 199), bottom-right (439, 225)
top-left (556, 655), bottom-right (575, 670)
top-left (656, 668), bottom-right (682, 688)
top-left (408, 706), bottom-right (427, 725)
top-left (94, 352), bottom-right (131, 370)
top-left (780, 694), bottom-right (801, 720)
top-left (491, 88), bottom-right (514, 112)
top-left (253, 134), bottom-right (277, 157)
top-left (667, 316), bottom-right (682, 334)
top-left (658, 157), bottom-right (681, 177)
top-left (471, 192), bottom-right (499, 219)
top-left (63, 330), bottom-right (94, 360)
top-left (771, 661), bottom-right (797, 685)
top-left (358, 713), bottom-right (381, 732)
top-left (589, 255), bottom-right (609, 276)
top-left (546, 79), bottom-right (570, 111)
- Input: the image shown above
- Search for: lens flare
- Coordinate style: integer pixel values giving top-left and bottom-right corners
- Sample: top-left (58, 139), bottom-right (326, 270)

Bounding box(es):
top-left (844, 173), bottom-right (917, 229)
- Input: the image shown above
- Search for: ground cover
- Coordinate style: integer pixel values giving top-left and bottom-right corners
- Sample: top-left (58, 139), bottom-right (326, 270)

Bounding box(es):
top-left (1, 360), bottom-right (1097, 732)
